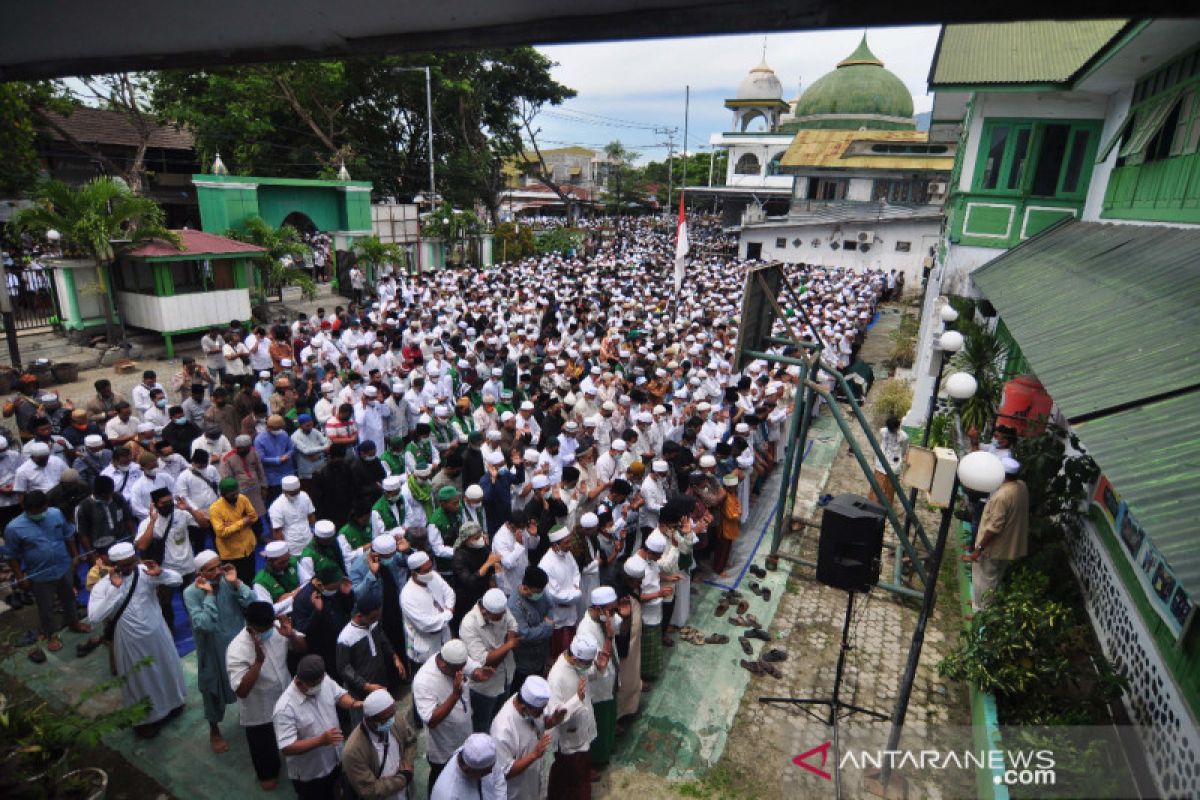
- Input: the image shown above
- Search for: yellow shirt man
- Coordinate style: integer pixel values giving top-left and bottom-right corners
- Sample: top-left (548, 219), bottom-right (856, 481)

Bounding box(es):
top-left (209, 492), bottom-right (259, 560)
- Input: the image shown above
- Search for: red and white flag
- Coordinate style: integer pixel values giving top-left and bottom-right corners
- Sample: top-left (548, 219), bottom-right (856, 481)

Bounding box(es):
top-left (674, 191), bottom-right (688, 293)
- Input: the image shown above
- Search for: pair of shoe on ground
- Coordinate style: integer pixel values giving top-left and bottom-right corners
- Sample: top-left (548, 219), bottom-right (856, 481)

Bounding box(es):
top-left (678, 626), bottom-right (730, 646)
top-left (738, 643), bottom-right (788, 678)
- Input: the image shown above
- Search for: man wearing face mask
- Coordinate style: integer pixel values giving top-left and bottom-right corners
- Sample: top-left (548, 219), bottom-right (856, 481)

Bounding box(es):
top-left (354, 385), bottom-right (390, 457)
top-left (183, 548), bottom-right (256, 753)
top-left (192, 424), bottom-right (232, 464)
top-left (219, 434), bottom-right (268, 530)
top-left (129, 451), bottom-right (176, 523)
top-left (489, 675), bottom-right (567, 800)
top-left (371, 475), bottom-right (406, 541)
top-left (272, 653), bottom-right (364, 799)
top-left (14, 440), bottom-right (68, 498)
top-left (431, 731), bottom-right (508, 800)
top-left (269, 475), bottom-right (316, 557)
top-left (298, 520), bottom-right (345, 583)
top-left (400, 551), bottom-right (456, 670)
top-left (341, 688), bottom-right (418, 799)
top-left (136, 488), bottom-right (204, 633)
top-left (460, 588), bottom-right (521, 733)
top-left (349, 533), bottom-right (411, 659)
top-left (255, 414), bottom-right (296, 507)
top-left (413, 639), bottom-right (495, 792)
top-left (72, 434), bottom-right (112, 487)
top-left (2, 490), bottom-right (90, 663)
top-left (291, 564), bottom-right (355, 680)
top-left (336, 592), bottom-right (406, 712)
top-left (350, 440), bottom-right (386, 508)
top-left (226, 601), bottom-right (306, 790)
top-left (209, 476), bottom-right (260, 585)
top-left (546, 634), bottom-right (600, 797)
top-left (143, 389), bottom-right (171, 433)
top-left (539, 525), bottom-right (582, 663)
top-left (254, 540), bottom-right (303, 614)
top-left (576, 586), bottom-right (623, 773)
top-left (88, 542), bottom-right (187, 739)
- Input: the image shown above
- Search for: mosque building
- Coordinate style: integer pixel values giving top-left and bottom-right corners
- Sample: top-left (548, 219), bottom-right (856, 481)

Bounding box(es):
top-left (693, 36), bottom-right (955, 285)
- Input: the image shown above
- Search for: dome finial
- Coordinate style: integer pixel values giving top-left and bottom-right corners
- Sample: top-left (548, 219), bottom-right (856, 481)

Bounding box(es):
top-left (838, 33), bottom-right (883, 68)
top-left (211, 151), bottom-right (228, 176)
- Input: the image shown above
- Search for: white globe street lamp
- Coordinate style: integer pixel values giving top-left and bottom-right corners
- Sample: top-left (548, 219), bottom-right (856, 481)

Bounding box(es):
top-left (46, 229), bottom-right (61, 243)
top-left (957, 451), bottom-right (1006, 494)
top-left (938, 330), bottom-right (964, 353)
top-left (940, 304), bottom-right (959, 323)
top-left (945, 372), bottom-right (978, 401)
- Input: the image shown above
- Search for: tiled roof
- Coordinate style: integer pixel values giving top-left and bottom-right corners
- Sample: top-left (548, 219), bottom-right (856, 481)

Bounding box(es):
top-left (780, 129), bottom-right (954, 171)
top-left (126, 230), bottom-right (265, 258)
top-left (43, 106), bottom-right (194, 150)
top-left (929, 20), bottom-right (1129, 86)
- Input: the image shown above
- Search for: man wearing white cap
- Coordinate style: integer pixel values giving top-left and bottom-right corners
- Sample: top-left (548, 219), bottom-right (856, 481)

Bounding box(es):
top-left (88, 541), bottom-right (188, 738)
top-left (538, 524), bottom-right (582, 663)
top-left (297, 519), bottom-right (345, 584)
top-left (964, 457), bottom-right (1030, 611)
top-left (354, 386), bottom-right (390, 459)
top-left (371, 474), bottom-right (406, 540)
top-left (341, 688), bottom-right (418, 799)
top-left (636, 531), bottom-right (676, 684)
top-left (460, 587), bottom-right (520, 733)
top-left (413, 638), bottom-right (493, 790)
top-left (637, 459), bottom-right (670, 532)
top-left (13, 440), bottom-right (66, 496)
top-left (400, 551), bottom-right (456, 666)
top-left (576, 586), bottom-right (621, 770)
top-left (490, 674), bottom-right (566, 800)
top-left (268, 475), bottom-right (317, 556)
top-left (547, 633), bottom-right (599, 795)
top-left (184, 548), bottom-right (256, 752)
top-left (431, 731), bottom-right (507, 800)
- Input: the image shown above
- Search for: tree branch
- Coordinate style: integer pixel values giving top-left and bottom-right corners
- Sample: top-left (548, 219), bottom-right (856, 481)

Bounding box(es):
top-left (273, 74), bottom-right (339, 153)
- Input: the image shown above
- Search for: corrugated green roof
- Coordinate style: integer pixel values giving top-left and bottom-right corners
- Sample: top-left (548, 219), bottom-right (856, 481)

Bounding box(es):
top-left (973, 220), bottom-right (1200, 585)
top-left (930, 20), bottom-right (1129, 86)
top-left (1073, 395), bottom-right (1200, 586)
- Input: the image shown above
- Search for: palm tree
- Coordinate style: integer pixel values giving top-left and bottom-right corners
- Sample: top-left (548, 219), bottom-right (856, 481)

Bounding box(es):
top-left (227, 216), bottom-right (313, 304)
top-left (354, 236), bottom-right (406, 279)
top-left (10, 177), bottom-right (178, 345)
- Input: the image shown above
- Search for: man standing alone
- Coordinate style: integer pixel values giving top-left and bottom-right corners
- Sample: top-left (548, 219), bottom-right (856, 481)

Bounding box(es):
top-left (964, 457), bottom-right (1029, 611)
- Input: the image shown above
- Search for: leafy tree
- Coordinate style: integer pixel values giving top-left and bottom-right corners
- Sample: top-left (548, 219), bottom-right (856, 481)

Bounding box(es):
top-left (0, 82), bottom-right (60, 197)
top-left (9, 177), bottom-right (178, 343)
top-left (354, 235), bottom-right (406, 276)
top-left (226, 215), bottom-right (313, 303)
top-left (641, 150), bottom-right (725, 206)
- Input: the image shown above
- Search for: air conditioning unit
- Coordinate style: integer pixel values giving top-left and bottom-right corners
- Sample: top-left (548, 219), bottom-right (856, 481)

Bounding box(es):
top-left (860, 243), bottom-right (871, 253)
top-left (928, 182), bottom-right (948, 195)
top-left (857, 231), bottom-right (876, 244)
top-left (830, 241), bottom-right (840, 250)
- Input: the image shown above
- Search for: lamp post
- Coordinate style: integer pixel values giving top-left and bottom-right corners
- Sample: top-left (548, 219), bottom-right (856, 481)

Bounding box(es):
top-left (878, 375), bottom-right (992, 794)
top-left (394, 66), bottom-right (436, 204)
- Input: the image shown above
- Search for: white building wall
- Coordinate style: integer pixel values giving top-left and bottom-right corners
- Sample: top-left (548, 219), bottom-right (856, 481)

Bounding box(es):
top-left (846, 178), bottom-right (874, 201)
top-left (740, 219), bottom-right (941, 286)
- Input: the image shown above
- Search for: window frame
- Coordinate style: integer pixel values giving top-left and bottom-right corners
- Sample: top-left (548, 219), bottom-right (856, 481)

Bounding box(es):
top-left (972, 118), bottom-right (1101, 200)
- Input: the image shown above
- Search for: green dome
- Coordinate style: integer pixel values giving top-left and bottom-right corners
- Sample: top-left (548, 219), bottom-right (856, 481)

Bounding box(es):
top-left (791, 36), bottom-right (915, 128)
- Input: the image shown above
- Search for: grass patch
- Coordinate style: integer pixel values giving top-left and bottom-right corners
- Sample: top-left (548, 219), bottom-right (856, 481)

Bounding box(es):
top-left (676, 763), bottom-right (763, 799)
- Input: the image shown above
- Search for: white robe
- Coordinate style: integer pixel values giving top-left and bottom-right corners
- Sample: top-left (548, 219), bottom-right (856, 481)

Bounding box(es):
top-left (538, 549), bottom-right (581, 629)
top-left (489, 696), bottom-right (545, 800)
top-left (88, 565), bottom-right (188, 724)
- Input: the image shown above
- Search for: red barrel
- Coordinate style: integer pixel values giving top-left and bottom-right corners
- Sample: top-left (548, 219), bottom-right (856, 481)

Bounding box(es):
top-left (996, 375), bottom-right (1053, 435)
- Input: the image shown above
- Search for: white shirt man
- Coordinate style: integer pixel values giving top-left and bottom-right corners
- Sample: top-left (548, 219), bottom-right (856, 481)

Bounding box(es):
top-left (400, 552), bottom-right (456, 664)
top-left (412, 640), bottom-right (482, 767)
top-left (13, 446), bottom-right (66, 494)
top-left (538, 527), bottom-right (581, 632)
top-left (490, 514), bottom-right (538, 597)
top-left (638, 463), bottom-right (669, 531)
top-left (459, 589), bottom-right (519, 701)
top-left (269, 476), bottom-right (316, 556)
top-left (489, 677), bottom-right (553, 800)
top-left (245, 331), bottom-right (275, 374)
top-left (272, 667), bottom-right (349, 784)
top-left (546, 635), bottom-right (598, 755)
top-left (129, 464), bottom-right (176, 522)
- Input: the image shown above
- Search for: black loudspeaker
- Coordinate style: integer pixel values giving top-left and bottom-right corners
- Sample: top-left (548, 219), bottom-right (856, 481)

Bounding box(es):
top-left (817, 494), bottom-right (886, 593)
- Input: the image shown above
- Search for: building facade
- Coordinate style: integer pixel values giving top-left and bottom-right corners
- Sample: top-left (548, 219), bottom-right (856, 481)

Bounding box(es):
top-left (917, 21), bottom-right (1200, 799)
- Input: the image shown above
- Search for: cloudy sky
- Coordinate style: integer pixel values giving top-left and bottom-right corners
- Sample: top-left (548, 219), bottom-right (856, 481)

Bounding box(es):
top-left (534, 25), bottom-right (941, 164)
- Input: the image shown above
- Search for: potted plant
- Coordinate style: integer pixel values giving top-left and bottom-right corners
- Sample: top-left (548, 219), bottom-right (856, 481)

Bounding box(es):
top-left (0, 658), bottom-right (151, 799)
top-left (9, 177), bottom-right (179, 348)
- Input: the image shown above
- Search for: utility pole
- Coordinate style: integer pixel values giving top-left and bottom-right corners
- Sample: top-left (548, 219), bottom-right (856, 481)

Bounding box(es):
top-left (655, 126), bottom-right (678, 216)
top-left (681, 85), bottom-right (690, 215)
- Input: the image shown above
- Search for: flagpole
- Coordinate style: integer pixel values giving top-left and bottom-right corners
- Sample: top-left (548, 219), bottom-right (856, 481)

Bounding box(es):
top-left (681, 85), bottom-right (690, 214)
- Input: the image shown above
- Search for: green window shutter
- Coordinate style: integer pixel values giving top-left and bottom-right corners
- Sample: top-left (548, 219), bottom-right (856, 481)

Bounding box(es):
top-left (1121, 87), bottom-right (1186, 160)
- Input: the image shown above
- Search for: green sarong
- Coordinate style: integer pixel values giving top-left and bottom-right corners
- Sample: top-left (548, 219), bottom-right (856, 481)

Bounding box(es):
top-left (590, 699), bottom-right (617, 766)
top-left (640, 623), bottom-right (663, 681)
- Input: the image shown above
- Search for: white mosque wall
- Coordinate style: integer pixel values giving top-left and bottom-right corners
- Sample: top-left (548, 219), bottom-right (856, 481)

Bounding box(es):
top-left (739, 218), bottom-right (941, 287)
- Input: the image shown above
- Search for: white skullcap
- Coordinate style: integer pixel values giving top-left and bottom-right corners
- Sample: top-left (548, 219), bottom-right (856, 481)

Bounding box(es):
top-left (591, 586), bottom-right (617, 606)
top-left (137, 422), bottom-right (155, 433)
top-left (281, 475), bottom-right (301, 491)
top-left (699, 454), bottom-right (717, 468)
top-left (407, 551), bottom-right (430, 569)
top-left (362, 688), bottom-right (394, 718)
top-left (580, 512), bottom-right (599, 528)
top-left (1002, 457), bottom-right (1022, 475)
top-left (523, 448), bottom-right (540, 463)
top-left (697, 402), bottom-right (712, 412)
top-left (601, 401), bottom-right (616, 412)
top-left (548, 525), bottom-right (570, 542)
top-left (645, 531), bottom-right (668, 553)
top-left (465, 485), bottom-right (484, 501)
top-left (383, 475), bottom-right (403, 491)
top-left (520, 401), bottom-right (535, 411)
top-left (722, 473), bottom-right (740, 487)
top-left (108, 542), bottom-right (136, 561)
top-left (314, 520), bottom-right (337, 538)
top-left (280, 359), bottom-right (293, 367)
top-left (481, 588), bottom-right (507, 613)
top-left (637, 412), bottom-right (653, 424)
top-left (372, 534), bottom-right (397, 555)
top-left (84, 435), bottom-right (104, 448)
top-left (434, 405), bottom-right (450, 417)
top-left (519, 675), bottom-right (551, 707)
top-left (531, 475), bottom-right (549, 490)
top-left (487, 429), bottom-right (501, 441)
top-left (486, 451), bottom-right (505, 466)
top-left (482, 393), bottom-right (496, 403)
top-left (363, 385), bottom-right (379, 398)
top-left (263, 541), bottom-right (289, 558)
top-left (652, 460), bottom-right (669, 473)
top-left (611, 439), bottom-right (627, 452)
top-left (623, 555), bottom-right (647, 578)
top-left (193, 549), bottom-right (219, 570)
top-left (259, 371), bottom-right (272, 379)
top-left (27, 442), bottom-right (50, 456)
top-left (460, 733), bottom-right (497, 769)
top-left (570, 634), bottom-right (598, 660)
top-left (440, 639), bottom-right (468, 665)
top-left (653, 405), bottom-right (667, 415)
top-left (500, 411), bottom-right (515, 422)
top-left (583, 416), bottom-right (599, 428)
top-left (321, 382), bottom-right (335, 394)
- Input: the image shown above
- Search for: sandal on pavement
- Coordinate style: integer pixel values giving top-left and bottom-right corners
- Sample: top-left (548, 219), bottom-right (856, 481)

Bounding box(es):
top-left (69, 622), bottom-right (92, 634)
top-left (76, 637), bottom-right (103, 658)
top-left (760, 587), bottom-right (772, 602)
top-left (16, 630), bottom-right (38, 647)
top-left (739, 659), bottom-right (764, 676)
top-left (762, 648), bottom-right (788, 663)
top-left (736, 599), bottom-right (750, 615)
top-left (729, 615), bottom-right (747, 627)
top-left (748, 565), bottom-right (767, 579)
top-left (714, 599), bottom-right (730, 617)
top-left (738, 636), bottom-right (754, 656)
top-left (28, 648), bottom-right (47, 664)
top-left (705, 633), bottom-right (730, 645)
top-left (747, 628), bottom-right (771, 642)
top-left (744, 613), bottom-right (762, 628)
top-left (759, 661), bottom-right (784, 679)
top-left (46, 636), bottom-right (63, 653)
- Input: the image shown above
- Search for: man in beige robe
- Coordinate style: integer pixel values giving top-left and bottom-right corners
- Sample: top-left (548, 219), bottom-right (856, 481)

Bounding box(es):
top-left (964, 457), bottom-right (1029, 611)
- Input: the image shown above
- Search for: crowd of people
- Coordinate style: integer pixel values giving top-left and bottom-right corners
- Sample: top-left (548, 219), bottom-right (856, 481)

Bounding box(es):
top-left (1, 216), bottom-right (894, 799)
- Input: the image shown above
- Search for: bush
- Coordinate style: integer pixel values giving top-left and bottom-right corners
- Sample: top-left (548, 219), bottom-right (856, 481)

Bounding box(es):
top-left (872, 378), bottom-right (912, 426)
top-left (887, 313), bottom-right (919, 367)
top-left (534, 227), bottom-right (584, 256)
